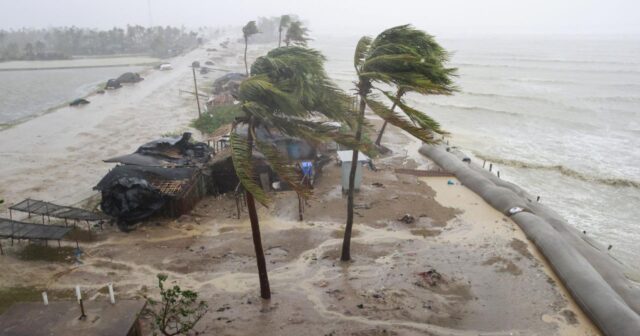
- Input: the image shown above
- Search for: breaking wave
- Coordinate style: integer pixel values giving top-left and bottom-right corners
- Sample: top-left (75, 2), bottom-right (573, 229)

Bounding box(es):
top-left (425, 102), bottom-right (521, 117)
top-left (453, 62), bottom-right (640, 75)
top-left (474, 154), bottom-right (640, 189)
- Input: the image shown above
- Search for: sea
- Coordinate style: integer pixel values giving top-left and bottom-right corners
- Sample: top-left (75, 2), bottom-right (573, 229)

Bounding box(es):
top-left (0, 61), bottom-right (147, 126)
top-left (0, 36), bottom-right (638, 276)
top-left (312, 34), bottom-right (640, 276)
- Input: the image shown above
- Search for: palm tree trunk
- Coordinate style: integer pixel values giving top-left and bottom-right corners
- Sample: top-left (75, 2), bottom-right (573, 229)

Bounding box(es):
top-left (341, 95), bottom-right (367, 261)
top-left (246, 121), bottom-right (271, 299)
top-left (278, 29), bottom-right (282, 48)
top-left (244, 36), bottom-right (249, 76)
top-left (246, 192), bottom-right (271, 299)
top-left (374, 90), bottom-right (403, 146)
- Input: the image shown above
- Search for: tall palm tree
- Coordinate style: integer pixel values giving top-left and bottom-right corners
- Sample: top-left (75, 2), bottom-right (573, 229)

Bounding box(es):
top-left (278, 15), bottom-right (291, 47)
top-left (341, 25), bottom-right (456, 261)
top-left (284, 21), bottom-right (310, 47)
top-left (374, 27), bottom-right (457, 146)
top-left (242, 21), bottom-right (259, 75)
top-left (231, 46), bottom-right (355, 299)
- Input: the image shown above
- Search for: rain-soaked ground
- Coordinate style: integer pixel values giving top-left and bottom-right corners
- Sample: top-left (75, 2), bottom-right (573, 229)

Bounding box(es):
top-left (0, 125), bottom-right (601, 335)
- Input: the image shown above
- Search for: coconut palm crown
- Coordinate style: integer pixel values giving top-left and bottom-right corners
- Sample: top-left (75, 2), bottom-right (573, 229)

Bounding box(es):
top-left (284, 21), bottom-right (310, 47)
top-left (372, 25), bottom-right (458, 145)
top-left (341, 25), bottom-right (457, 261)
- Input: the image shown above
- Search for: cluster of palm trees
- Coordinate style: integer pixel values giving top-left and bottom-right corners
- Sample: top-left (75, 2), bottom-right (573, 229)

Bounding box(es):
top-left (231, 21), bottom-right (457, 299)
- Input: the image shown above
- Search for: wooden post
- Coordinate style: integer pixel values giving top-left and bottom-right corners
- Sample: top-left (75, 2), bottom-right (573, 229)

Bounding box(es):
top-left (0, 241), bottom-right (4, 255)
top-left (192, 67), bottom-right (202, 118)
top-left (497, 171), bottom-right (500, 178)
top-left (489, 163), bottom-right (493, 172)
top-left (483, 160), bottom-right (486, 168)
top-left (79, 299), bottom-right (87, 320)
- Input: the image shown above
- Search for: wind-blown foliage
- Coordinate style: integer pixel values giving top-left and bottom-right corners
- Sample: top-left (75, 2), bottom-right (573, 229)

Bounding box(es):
top-left (230, 46), bottom-right (355, 299)
top-left (341, 25), bottom-right (457, 261)
top-left (284, 21), bottom-right (310, 47)
top-left (278, 15), bottom-right (292, 47)
top-left (0, 26), bottom-right (200, 61)
top-left (368, 25), bottom-right (457, 145)
top-left (242, 21), bottom-right (260, 75)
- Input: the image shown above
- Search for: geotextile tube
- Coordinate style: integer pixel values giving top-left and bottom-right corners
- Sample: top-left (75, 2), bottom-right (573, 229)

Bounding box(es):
top-left (419, 144), bottom-right (640, 336)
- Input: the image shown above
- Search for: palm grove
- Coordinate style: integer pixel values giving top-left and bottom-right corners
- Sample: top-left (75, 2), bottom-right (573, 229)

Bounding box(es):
top-left (200, 17), bottom-right (456, 299)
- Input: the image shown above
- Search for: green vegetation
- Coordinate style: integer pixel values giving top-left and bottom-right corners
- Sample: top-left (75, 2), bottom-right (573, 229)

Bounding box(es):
top-left (190, 104), bottom-right (241, 134)
top-left (0, 286), bottom-right (74, 314)
top-left (18, 244), bottom-right (75, 262)
top-left (284, 21), bottom-right (310, 47)
top-left (278, 15), bottom-right (292, 47)
top-left (0, 26), bottom-right (201, 61)
top-left (231, 46), bottom-right (356, 299)
top-left (341, 25), bottom-right (456, 261)
top-left (145, 274), bottom-right (208, 336)
top-left (374, 26), bottom-right (457, 146)
top-left (242, 21), bottom-right (260, 75)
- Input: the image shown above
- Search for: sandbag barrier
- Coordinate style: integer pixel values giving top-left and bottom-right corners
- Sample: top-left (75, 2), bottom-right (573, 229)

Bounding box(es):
top-left (419, 144), bottom-right (640, 336)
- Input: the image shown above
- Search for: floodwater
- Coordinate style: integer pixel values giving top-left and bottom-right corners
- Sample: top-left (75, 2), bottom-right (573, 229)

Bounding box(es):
top-left (0, 57), bottom-right (156, 125)
top-left (313, 35), bottom-right (640, 275)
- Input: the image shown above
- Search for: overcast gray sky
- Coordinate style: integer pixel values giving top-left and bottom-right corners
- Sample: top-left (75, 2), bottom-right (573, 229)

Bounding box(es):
top-left (1, 0), bottom-right (639, 36)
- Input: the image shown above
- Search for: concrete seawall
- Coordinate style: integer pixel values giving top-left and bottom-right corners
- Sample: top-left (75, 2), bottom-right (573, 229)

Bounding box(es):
top-left (420, 144), bottom-right (640, 336)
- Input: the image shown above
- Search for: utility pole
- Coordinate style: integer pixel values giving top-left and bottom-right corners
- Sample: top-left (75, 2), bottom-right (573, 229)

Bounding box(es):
top-left (192, 66), bottom-right (202, 117)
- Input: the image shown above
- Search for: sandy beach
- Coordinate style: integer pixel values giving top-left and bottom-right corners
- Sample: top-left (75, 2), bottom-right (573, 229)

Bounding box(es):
top-left (0, 77), bottom-right (602, 336)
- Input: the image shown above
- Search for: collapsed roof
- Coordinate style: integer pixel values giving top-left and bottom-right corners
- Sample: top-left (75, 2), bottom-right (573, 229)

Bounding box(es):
top-left (104, 132), bottom-right (211, 167)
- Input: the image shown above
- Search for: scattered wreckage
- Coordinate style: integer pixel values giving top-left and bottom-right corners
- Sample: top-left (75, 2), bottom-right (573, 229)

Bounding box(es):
top-left (105, 72), bottom-right (144, 90)
top-left (96, 132), bottom-right (215, 231)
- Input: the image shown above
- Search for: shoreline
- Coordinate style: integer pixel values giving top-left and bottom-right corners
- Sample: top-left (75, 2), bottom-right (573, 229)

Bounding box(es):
top-left (0, 116), bottom-right (602, 335)
top-left (0, 40), bottom-right (626, 335)
top-left (419, 143), bottom-right (640, 334)
top-left (0, 64), bottom-right (162, 132)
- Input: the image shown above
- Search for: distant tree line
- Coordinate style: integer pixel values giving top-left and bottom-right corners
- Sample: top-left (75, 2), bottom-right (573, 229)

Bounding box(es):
top-left (239, 15), bottom-right (309, 45)
top-left (0, 25), bottom-right (202, 61)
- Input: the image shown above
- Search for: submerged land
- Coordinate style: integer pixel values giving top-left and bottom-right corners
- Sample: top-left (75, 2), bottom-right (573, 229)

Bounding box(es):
top-left (0, 40), bottom-right (602, 335)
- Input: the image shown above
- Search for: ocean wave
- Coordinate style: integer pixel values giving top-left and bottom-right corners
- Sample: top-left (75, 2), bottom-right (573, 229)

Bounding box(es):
top-left (453, 62), bottom-right (640, 75)
top-left (463, 56), bottom-right (640, 66)
top-left (474, 154), bottom-right (640, 189)
top-left (425, 102), bottom-right (521, 117)
top-left (462, 91), bottom-right (552, 104)
top-left (586, 96), bottom-right (640, 103)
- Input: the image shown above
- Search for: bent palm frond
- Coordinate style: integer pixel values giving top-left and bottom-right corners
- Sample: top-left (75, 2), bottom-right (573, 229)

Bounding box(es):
top-left (230, 131), bottom-right (270, 206)
top-left (364, 96), bottom-right (436, 143)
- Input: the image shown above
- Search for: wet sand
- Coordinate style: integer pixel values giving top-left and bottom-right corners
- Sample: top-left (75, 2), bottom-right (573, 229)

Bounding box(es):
top-left (0, 115), bottom-right (601, 334)
top-left (0, 41), bottom-right (602, 334)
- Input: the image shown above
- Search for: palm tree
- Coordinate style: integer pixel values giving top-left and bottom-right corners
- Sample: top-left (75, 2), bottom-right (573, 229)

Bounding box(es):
top-left (231, 46), bottom-right (355, 299)
top-left (242, 21), bottom-right (259, 75)
top-left (341, 25), bottom-right (457, 262)
top-left (374, 27), bottom-right (457, 147)
top-left (278, 15), bottom-right (291, 47)
top-left (284, 21), bottom-right (310, 47)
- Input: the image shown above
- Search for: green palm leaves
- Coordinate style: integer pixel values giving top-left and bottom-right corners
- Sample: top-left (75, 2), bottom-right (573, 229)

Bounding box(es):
top-left (355, 25), bottom-right (457, 145)
top-left (231, 46), bottom-right (353, 206)
top-left (341, 25), bottom-right (456, 261)
top-left (284, 21), bottom-right (310, 47)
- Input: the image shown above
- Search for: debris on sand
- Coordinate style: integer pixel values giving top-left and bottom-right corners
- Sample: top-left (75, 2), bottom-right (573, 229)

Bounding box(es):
top-left (417, 269), bottom-right (442, 286)
top-left (372, 182), bottom-right (384, 188)
top-left (398, 213), bottom-right (415, 224)
top-left (116, 72), bottom-right (144, 84)
top-left (69, 98), bottom-right (90, 106)
top-left (105, 78), bottom-right (122, 89)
